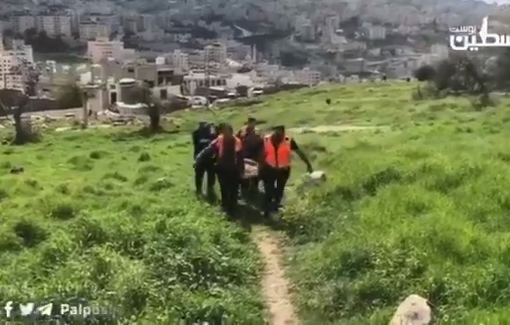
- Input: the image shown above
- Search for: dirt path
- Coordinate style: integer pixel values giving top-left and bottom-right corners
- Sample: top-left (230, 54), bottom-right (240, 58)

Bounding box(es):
top-left (254, 229), bottom-right (299, 325)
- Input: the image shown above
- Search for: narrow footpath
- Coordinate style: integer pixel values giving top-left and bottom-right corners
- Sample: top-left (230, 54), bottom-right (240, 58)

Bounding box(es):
top-left (253, 228), bottom-right (299, 325)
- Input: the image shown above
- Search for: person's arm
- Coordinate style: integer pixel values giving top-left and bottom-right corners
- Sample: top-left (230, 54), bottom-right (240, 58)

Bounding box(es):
top-left (290, 139), bottom-right (313, 172)
top-left (192, 130), bottom-right (199, 157)
top-left (194, 141), bottom-right (216, 167)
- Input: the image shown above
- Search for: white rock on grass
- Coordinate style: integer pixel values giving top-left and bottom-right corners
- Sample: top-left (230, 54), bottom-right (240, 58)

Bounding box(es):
top-left (302, 170), bottom-right (326, 186)
top-left (389, 294), bottom-right (431, 325)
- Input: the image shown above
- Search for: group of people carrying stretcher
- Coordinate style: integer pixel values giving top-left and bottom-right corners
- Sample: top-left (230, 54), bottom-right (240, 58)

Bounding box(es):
top-left (192, 117), bottom-right (313, 218)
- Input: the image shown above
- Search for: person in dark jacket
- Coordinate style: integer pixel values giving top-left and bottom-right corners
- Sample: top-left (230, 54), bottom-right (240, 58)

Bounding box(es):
top-left (192, 121), bottom-right (217, 196)
top-left (237, 117), bottom-right (264, 196)
top-left (195, 124), bottom-right (243, 216)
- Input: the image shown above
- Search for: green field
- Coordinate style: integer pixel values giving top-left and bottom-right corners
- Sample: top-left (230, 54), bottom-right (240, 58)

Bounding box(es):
top-left (3, 81), bottom-right (510, 324)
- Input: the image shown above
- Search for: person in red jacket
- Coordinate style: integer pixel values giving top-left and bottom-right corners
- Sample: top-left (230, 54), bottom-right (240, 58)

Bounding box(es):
top-left (260, 125), bottom-right (313, 217)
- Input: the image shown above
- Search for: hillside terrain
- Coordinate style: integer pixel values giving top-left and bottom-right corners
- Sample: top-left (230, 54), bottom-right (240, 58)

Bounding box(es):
top-left (3, 82), bottom-right (510, 323)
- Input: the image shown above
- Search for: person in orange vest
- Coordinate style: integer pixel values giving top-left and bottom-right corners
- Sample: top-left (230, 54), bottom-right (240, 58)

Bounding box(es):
top-left (260, 125), bottom-right (313, 217)
top-left (194, 123), bottom-right (243, 216)
top-left (237, 117), bottom-right (264, 196)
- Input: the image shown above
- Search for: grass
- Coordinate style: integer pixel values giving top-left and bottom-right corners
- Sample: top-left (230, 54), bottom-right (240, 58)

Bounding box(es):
top-left (0, 128), bottom-right (264, 323)
top-left (3, 81), bottom-right (510, 323)
top-left (173, 82), bottom-right (510, 324)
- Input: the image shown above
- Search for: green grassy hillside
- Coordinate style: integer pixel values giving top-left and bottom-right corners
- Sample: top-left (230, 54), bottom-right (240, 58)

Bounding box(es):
top-left (177, 82), bottom-right (510, 324)
top-left (0, 128), bottom-right (264, 323)
top-left (2, 81), bottom-right (510, 324)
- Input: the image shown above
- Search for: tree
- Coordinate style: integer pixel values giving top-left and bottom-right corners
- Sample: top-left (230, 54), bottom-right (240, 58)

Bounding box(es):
top-left (236, 85), bottom-right (248, 97)
top-left (22, 29), bottom-right (69, 53)
top-left (57, 83), bottom-right (83, 109)
top-left (0, 64), bottom-right (41, 144)
top-left (126, 83), bottom-right (161, 132)
top-left (414, 65), bottom-right (436, 82)
top-left (432, 55), bottom-right (487, 95)
top-left (488, 49), bottom-right (510, 91)
top-left (237, 66), bottom-right (252, 73)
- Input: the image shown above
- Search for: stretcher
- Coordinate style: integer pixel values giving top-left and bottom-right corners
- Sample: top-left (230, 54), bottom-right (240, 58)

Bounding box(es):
top-left (242, 158), bottom-right (259, 179)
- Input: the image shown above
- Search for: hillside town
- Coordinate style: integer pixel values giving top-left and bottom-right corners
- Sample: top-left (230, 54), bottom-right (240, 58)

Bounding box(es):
top-left (0, 0), bottom-right (504, 112)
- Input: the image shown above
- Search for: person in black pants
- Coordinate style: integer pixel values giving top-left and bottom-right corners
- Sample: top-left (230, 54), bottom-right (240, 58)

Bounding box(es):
top-left (195, 124), bottom-right (243, 217)
top-left (192, 122), bottom-right (217, 197)
top-left (237, 117), bottom-right (264, 197)
top-left (260, 125), bottom-right (313, 217)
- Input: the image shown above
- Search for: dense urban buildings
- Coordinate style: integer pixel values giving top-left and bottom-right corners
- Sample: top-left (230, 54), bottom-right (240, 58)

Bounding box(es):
top-left (0, 0), bottom-right (502, 100)
top-left (0, 36), bottom-right (34, 91)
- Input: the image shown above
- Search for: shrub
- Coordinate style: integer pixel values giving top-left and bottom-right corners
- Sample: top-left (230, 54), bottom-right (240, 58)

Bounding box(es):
top-left (414, 65), bottom-right (436, 81)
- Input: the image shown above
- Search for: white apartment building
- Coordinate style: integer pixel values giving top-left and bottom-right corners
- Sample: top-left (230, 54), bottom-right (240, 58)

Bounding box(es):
top-left (204, 43), bottom-right (227, 63)
top-left (325, 16), bottom-right (340, 35)
top-left (256, 63), bottom-right (281, 81)
top-left (87, 37), bottom-right (135, 63)
top-left (183, 71), bottom-right (227, 95)
top-left (299, 22), bottom-right (315, 42)
top-left (139, 14), bottom-right (156, 32)
top-left (294, 15), bottom-right (308, 30)
top-left (38, 15), bottom-right (72, 37)
top-left (294, 68), bottom-right (321, 85)
top-left (3, 39), bottom-right (34, 63)
top-left (0, 37), bottom-right (34, 91)
top-left (79, 23), bottom-right (110, 40)
top-left (11, 15), bottom-right (36, 34)
top-left (188, 50), bottom-right (205, 68)
top-left (171, 50), bottom-right (189, 70)
top-left (366, 26), bottom-right (386, 40)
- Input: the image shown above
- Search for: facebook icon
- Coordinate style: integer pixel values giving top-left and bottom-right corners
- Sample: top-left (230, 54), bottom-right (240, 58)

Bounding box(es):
top-left (4, 301), bottom-right (13, 318)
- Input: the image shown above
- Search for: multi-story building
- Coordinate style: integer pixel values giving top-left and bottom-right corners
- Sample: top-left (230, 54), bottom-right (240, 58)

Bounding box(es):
top-left (204, 43), bottom-right (227, 63)
top-left (227, 40), bottom-right (252, 61)
top-left (366, 26), bottom-right (386, 40)
top-left (294, 67), bottom-right (321, 85)
top-left (294, 15), bottom-right (308, 30)
top-left (182, 70), bottom-right (227, 95)
top-left (79, 22), bottom-right (110, 40)
top-left (38, 15), bottom-right (72, 37)
top-left (0, 36), bottom-right (34, 91)
top-left (11, 15), bottom-right (36, 34)
top-left (87, 37), bottom-right (135, 63)
top-left (171, 50), bottom-right (189, 71)
top-left (188, 50), bottom-right (205, 68)
top-left (138, 14), bottom-right (155, 32)
top-left (324, 16), bottom-right (340, 35)
top-left (3, 39), bottom-right (34, 64)
top-left (298, 22), bottom-right (315, 42)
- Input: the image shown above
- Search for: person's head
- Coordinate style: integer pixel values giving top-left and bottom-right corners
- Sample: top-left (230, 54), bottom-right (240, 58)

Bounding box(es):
top-left (222, 123), bottom-right (234, 137)
top-left (217, 122), bottom-right (226, 134)
top-left (247, 117), bottom-right (256, 129)
top-left (198, 121), bottom-right (207, 129)
top-left (272, 125), bottom-right (285, 142)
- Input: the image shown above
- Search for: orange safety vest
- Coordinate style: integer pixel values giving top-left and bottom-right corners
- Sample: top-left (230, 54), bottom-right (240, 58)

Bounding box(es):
top-left (263, 134), bottom-right (291, 168)
top-left (215, 134), bottom-right (242, 157)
